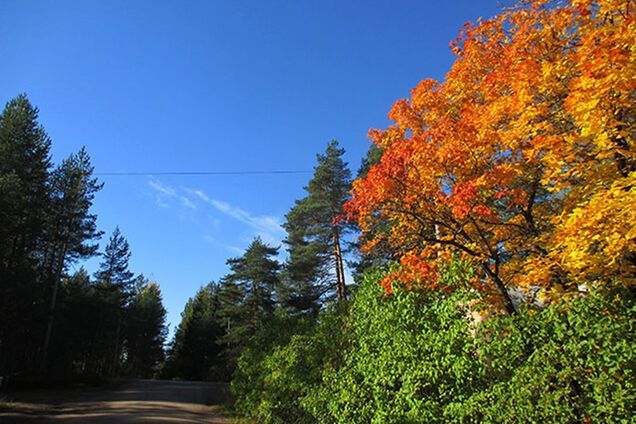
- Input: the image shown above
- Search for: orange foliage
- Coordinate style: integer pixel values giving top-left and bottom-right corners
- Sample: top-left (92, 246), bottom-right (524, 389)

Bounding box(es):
top-left (346, 0), bottom-right (635, 311)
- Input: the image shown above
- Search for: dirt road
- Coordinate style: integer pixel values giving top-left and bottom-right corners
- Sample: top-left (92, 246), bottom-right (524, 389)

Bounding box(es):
top-left (0, 379), bottom-right (233, 423)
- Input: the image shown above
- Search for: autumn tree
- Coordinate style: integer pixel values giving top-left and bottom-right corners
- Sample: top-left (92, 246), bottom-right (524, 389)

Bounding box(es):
top-left (345, 0), bottom-right (635, 312)
top-left (280, 140), bottom-right (353, 313)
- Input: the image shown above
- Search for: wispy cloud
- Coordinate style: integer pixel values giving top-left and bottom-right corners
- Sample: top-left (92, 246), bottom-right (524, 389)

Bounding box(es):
top-left (149, 180), bottom-right (176, 197)
top-left (148, 179), bottom-right (197, 211)
top-left (146, 179), bottom-right (284, 247)
top-left (148, 180), bottom-right (175, 208)
top-left (190, 189), bottom-right (284, 245)
top-left (180, 196), bottom-right (197, 209)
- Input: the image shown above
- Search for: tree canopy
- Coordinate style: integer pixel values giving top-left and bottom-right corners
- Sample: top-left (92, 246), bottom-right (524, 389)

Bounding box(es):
top-left (345, 0), bottom-right (635, 312)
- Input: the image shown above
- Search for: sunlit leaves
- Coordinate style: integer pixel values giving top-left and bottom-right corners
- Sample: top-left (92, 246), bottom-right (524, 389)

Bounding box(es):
top-left (346, 0), bottom-right (635, 306)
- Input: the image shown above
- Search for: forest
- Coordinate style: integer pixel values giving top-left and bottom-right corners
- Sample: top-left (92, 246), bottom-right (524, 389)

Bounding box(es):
top-left (1, 0), bottom-right (634, 422)
top-left (0, 94), bottom-right (167, 381)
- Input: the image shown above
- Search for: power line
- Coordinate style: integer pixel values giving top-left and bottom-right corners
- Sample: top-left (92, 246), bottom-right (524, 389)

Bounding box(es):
top-left (94, 170), bottom-right (312, 176)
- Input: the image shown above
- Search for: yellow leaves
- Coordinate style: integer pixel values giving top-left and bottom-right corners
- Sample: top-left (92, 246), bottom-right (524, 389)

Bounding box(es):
top-left (347, 0), bottom-right (635, 308)
top-left (549, 173), bottom-right (636, 283)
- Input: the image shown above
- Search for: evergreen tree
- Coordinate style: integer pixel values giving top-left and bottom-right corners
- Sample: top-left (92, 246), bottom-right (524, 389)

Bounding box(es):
top-left (41, 147), bottom-right (103, 371)
top-left (163, 283), bottom-right (222, 381)
top-left (0, 94), bottom-right (52, 376)
top-left (94, 226), bottom-right (134, 295)
top-left (0, 94), bottom-right (52, 272)
top-left (92, 227), bottom-right (135, 376)
top-left (216, 237), bottom-right (280, 375)
top-left (124, 277), bottom-right (167, 378)
top-left (280, 140), bottom-right (352, 314)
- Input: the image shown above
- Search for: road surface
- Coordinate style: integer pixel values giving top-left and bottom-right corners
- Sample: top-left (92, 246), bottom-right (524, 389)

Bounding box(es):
top-left (0, 379), bottom-right (232, 423)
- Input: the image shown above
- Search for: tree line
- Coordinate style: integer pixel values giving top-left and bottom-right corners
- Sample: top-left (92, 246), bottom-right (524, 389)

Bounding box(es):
top-left (162, 139), bottom-right (360, 381)
top-left (1, 1), bottom-right (632, 421)
top-left (0, 95), bottom-right (167, 383)
top-left (160, 0), bottom-right (634, 422)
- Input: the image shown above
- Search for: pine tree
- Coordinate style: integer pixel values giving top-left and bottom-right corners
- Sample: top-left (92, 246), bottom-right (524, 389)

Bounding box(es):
top-left (123, 277), bottom-right (167, 378)
top-left (279, 140), bottom-right (352, 314)
top-left (163, 283), bottom-right (222, 381)
top-left (41, 148), bottom-right (103, 371)
top-left (216, 237), bottom-right (280, 374)
top-left (93, 227), bottom-right (135, 376)
top-left (0, 94), bottom-right (52, 375)
top-left (94, 227), bottom-right (134, 295)
top-left (0, 94), bottom-right (52, 272)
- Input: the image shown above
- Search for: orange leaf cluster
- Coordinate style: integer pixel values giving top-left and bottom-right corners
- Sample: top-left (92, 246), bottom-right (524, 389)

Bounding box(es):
top-left (346, 0), bottom-right (635, 309)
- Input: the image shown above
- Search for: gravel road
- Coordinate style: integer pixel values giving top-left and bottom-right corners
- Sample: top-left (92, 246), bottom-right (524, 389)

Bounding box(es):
top-left (0, 379), bottom-right (233, 423)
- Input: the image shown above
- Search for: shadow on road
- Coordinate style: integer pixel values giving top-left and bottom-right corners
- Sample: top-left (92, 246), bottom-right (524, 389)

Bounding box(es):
top-left (0, 379), bottom-right (233, 423)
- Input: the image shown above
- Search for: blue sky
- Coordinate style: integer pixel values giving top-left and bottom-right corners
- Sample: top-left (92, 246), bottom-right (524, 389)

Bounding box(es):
top-left (1, 0), bottom-right (499, 335)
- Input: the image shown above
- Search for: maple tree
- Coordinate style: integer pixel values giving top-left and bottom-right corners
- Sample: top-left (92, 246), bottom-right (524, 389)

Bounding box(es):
top-left (345, 0), bottom-right (635, 312)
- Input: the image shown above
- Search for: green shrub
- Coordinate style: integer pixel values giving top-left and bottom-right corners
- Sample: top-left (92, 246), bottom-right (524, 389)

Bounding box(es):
top-left (456, 288), bottom-right (635, 423)
top-left (304, 263), bottom-right (482, 423)
top-left (231, 306), bottom-right (347, 423)
top-left (232, 261), bottom-right (635, 423)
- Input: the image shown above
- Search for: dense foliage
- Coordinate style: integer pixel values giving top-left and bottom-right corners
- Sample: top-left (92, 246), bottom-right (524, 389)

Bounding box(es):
top-left (2, 2), bottom-right (632, 422)
top-left (232, 264), bottom-right (635, 423)
top-left (345, 0), bottom-right (635, 311)
top-left (0, 95), bottom-right (167, 383)
top-left (229, 1), bottom-right (635, 422)
top-left (232, 306), bottom-right (345, 423)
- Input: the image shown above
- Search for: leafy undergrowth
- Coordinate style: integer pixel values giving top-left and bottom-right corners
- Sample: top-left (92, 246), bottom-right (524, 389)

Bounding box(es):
top-left (232, 264), bottom-right (635, 423)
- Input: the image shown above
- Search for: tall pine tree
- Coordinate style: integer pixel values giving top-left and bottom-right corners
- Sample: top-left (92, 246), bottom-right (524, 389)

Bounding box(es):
top-left (279, 140), bottom-right (352, 314)
top-left (0, 94), bottom-right (51, 274)
top-left (41, 147), bottom-right (103, 371)
top-left (93, 227), bottom-right (135, 376)
top-left (0, 95), bottom-right (53, 375)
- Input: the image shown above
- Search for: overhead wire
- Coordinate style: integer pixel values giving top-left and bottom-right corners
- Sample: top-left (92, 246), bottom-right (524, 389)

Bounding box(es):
top-left (94, 170), bottom-right (312, 176)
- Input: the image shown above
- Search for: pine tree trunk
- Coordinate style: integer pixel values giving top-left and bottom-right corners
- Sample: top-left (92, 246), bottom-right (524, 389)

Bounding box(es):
top-left (333, 228), bottom-right (347, 301)
top-left (40, 241), bottom-right (67, 372)
top-left (112, 313), bottom-right (122, 377)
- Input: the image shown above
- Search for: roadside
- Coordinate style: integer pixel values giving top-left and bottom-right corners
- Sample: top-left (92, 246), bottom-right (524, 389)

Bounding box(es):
top-left (0, 379), bottom-right (233, 423)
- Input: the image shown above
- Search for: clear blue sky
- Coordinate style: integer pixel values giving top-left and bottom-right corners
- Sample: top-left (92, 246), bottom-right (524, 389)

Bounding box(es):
top-left (1, 0), bottom-right (499, 336)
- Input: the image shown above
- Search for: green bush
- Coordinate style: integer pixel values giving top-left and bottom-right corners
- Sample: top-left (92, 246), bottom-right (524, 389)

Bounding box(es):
top-left (231, 307), bottom-right (346, 423)
top-left (232, 262), bottom-right (635, 423)
top-left (304, 263), bottom-right (482, 423)
top-left (456, 288), bottom-right (635, 423)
